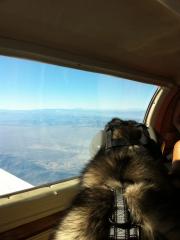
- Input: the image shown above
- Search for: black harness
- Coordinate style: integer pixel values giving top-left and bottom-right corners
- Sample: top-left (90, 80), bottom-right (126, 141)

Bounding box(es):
top-left (109, 189), bottom-right (141, 240)
top-left (104, 122), bottom-right (146, 239)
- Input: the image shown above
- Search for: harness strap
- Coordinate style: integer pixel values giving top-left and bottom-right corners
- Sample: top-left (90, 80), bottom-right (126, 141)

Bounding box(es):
top-left (109, 189), bottom-right (141, 240)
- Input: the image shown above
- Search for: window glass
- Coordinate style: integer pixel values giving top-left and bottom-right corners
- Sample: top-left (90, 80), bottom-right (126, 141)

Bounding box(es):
top-left (0, 56), bottom-right (157, 195)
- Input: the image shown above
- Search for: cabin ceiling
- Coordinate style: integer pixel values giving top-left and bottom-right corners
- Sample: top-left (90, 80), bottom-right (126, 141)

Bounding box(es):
top-left (0, 0), bottom-right (180, 87)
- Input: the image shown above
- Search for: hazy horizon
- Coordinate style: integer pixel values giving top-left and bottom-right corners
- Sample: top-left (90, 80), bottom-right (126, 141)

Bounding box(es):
top-left (0, 109), bottom-right (145, 189)
top-left (0, 107), bottom-right (147, 111)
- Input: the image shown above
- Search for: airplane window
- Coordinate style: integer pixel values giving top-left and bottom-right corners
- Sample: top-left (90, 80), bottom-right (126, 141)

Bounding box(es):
top-left (0, 55), bottom-right (157, 195)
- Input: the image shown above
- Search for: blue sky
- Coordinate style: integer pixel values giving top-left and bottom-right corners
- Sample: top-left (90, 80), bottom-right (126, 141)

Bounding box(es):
top-left (0, 55), bottom-right (157, 110)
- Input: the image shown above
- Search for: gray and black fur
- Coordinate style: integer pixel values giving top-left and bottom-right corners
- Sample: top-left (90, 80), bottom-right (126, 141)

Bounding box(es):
top-left (53, 118), bottom-right (180, 240)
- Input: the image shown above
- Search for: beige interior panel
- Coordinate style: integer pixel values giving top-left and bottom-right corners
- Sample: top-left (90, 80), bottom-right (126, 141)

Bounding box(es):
top-left (0, 178), bottom-right (79, 233)
top-left (27, 229), bottom-right (52, 240)
top-left (0, 0), bottom-right (180, 86)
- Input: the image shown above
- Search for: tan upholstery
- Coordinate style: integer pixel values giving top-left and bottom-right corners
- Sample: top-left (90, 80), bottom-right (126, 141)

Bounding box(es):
top-left (0, 1), bottom-right (180, 86)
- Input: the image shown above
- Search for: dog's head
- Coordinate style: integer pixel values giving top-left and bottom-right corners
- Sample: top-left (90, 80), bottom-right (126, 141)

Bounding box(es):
top-left (105, 118), bottom-right (147, 147)
top-left (105, 118), bottom-right (162, 160)
top-left (84, 118), bottom-right (166, 189)
top-left (90, 118), bottom-right (161, 159)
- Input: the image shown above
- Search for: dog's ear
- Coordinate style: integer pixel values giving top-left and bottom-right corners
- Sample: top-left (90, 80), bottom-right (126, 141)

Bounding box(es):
top-left (133, 125), bottom-right (150, 145)
top-left (130, 128), bottom-right (142, 143)
top-left (136, 125), bottom-right (163, 159)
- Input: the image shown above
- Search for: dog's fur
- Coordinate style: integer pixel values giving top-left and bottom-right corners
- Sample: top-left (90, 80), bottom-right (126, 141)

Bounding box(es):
top-left (52, 118), bottom-right (180, 240)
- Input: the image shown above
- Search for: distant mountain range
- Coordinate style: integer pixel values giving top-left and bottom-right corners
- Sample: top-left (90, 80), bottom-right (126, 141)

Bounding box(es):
top-left (0, 109), bottom-right (145, 190)
top-left (0, 109), bottom-right (144, 126)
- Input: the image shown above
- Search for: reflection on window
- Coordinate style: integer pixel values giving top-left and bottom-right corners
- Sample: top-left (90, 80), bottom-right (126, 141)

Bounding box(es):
top-left (0, 55), bottom-right (157, 195)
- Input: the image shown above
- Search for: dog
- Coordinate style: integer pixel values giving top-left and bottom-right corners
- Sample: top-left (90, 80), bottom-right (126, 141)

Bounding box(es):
top-left (52, 118), bottom-right (180, 240)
